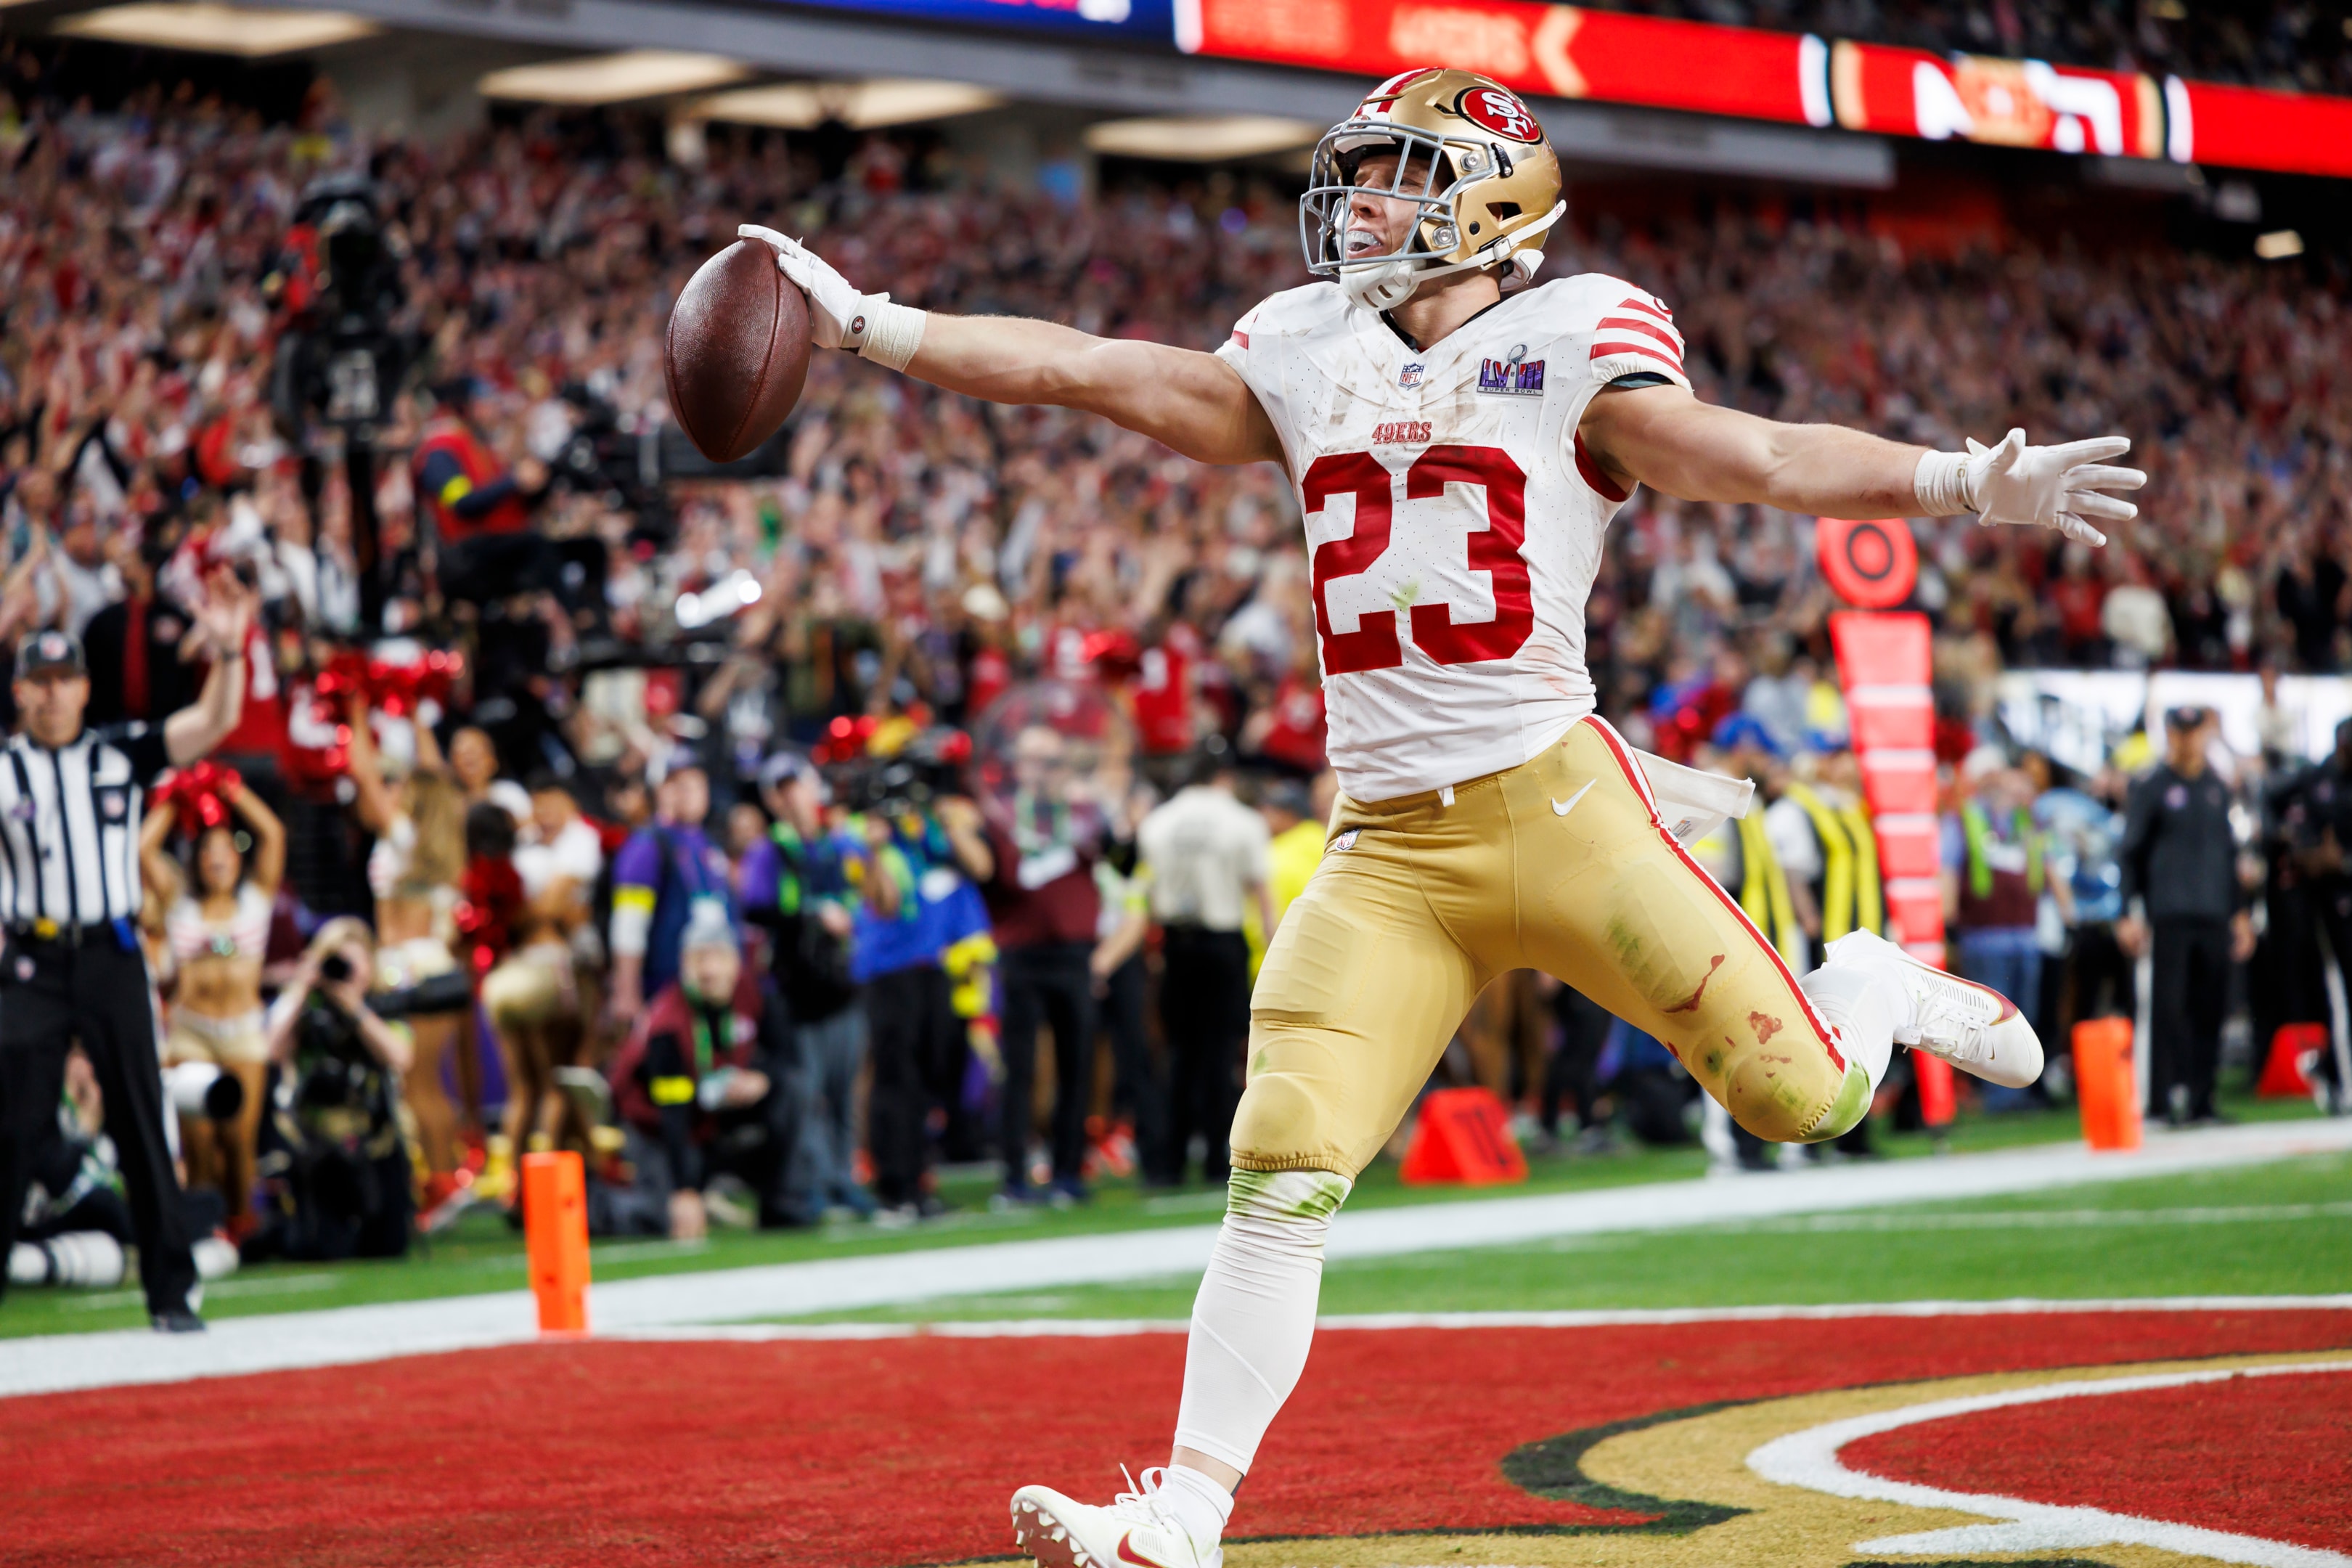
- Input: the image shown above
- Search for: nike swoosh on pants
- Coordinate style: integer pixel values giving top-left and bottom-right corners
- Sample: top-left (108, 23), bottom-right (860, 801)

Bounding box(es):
top-left (1551, 778), bottom-right (1597, 817)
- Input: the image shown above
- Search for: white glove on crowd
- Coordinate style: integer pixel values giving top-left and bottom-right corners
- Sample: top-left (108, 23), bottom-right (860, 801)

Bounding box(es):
top-left (1914, 428), bottom-right (2145, 547)
top-left (735, 223), bottom-right (927, 370)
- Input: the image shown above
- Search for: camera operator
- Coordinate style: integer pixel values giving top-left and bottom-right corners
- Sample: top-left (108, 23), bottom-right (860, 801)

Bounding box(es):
top-left (0, 570), bottom-right (256, 1333)
top-left (412, 377), bottom-right (552, 605)
top-left (606, 903), bottom-right (810, 1238)
top-left (249, 919), bottom-right (415, 1262)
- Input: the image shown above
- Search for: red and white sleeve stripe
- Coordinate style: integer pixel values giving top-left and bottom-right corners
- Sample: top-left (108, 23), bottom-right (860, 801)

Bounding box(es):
top-left (1591, 294), bottom-right (1686, 377)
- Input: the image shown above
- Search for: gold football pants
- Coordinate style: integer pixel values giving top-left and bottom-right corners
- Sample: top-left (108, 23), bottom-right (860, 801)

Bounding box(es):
top-left (1234, 716), bottom-right (1865, 1177)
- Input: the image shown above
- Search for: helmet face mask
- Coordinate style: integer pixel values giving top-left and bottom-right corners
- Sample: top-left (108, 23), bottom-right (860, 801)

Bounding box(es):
top-left (1298, 68), bottom-right (1567, 313)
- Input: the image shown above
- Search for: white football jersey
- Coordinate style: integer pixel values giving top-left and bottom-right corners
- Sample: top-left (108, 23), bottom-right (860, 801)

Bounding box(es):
top-left (1217, 273), bottom-right (1690, 801)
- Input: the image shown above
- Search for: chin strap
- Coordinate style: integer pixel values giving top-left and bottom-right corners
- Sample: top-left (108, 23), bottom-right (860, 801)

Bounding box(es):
top-left (1338, 200), bottom-right (1569, 311)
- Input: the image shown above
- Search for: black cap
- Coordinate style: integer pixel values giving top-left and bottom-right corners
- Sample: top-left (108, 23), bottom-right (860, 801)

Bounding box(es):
top-left (2166, 704), bottom-right (2212, 730)
top-left (15, 629), bottom-right (85, 678)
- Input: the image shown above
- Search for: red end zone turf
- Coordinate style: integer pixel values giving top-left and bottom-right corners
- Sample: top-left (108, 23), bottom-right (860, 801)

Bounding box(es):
top-left (3, 1310), bottom-right (2348, 1567)
top-left (1846, 1365), bottom-right (2352, 1553)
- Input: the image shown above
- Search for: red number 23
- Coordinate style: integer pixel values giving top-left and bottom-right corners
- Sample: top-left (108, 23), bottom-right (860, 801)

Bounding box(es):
top-left (1304, 444), bottom-right (1531, 676)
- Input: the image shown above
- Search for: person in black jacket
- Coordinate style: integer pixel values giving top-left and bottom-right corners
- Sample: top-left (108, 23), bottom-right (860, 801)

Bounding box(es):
top-left (81, 528), bottom-right (199, 727)
top-left (2115, 707), bottom-right (2254, 1124)
top-left (2266, 716), bottom-right (2352, 1110)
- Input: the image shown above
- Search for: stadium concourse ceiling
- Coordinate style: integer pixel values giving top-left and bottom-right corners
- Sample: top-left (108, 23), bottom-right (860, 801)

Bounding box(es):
top-left (9, 0), bottom-right (1898, 184)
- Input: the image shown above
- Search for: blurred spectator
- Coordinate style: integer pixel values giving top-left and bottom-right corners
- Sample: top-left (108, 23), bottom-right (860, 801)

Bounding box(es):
top-left (739, 751), bottom-right (873, 1217)
top-left (854, 788), bottom-right (994, 1220)
top-left (982, 726), bottom-right (1111, 1204)
top-left (1089, 777), bottom-right (1161, 1183)
top-left (607, 903), bottom-right (809, 1237)
top-left (2117, 708), bottom-right (2255, 1124)
top-left (608, 746), bottom-right (736, 1021)
top-left (1945, 751), bottom-right (2070, 1094)
top-left (515, 772), bottom-right (605, 911)
top-left (1138, 756), bottom-right (1273, 1188)
top-left (1257, 773), bottom-right (1330, 942)
top-left (2031, 753), bottom-right (2132, 1040)
top-left (83, 531), bottom-right (197, 727)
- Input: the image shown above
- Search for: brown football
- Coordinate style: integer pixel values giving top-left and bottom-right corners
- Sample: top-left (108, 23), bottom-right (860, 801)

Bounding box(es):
top-left (663, 239), bottom-right (812, 463)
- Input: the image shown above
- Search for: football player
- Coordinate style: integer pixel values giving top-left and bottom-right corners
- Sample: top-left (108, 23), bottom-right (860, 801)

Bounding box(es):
top-left (742, 66), bottom-right (2143, 1568)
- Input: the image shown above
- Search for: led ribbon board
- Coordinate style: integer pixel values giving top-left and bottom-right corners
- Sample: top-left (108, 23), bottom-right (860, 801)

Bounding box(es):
top-left (1175, 0), bottom-right (2352, 180)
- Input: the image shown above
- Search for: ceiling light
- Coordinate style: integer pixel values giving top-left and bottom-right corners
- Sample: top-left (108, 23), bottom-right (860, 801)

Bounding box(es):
top-left (479, 51), bottom-right (748, 106)
top-left (54, 4), bottom-right (379, 57)
top-left (1082, 115), bottom-right (1320, 163)
top-left (2255, 229), bottom-right (2304, 260)
top-left (693, 78), bottom-right (1003, 131)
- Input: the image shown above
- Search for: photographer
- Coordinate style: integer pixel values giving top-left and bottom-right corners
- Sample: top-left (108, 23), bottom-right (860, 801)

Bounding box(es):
top-left (412, 377), bottom-right (552, 605)
top-left (607, 904), bottom-right (809, 1238)
top-left (249, 919), bottom-right (416, 1262)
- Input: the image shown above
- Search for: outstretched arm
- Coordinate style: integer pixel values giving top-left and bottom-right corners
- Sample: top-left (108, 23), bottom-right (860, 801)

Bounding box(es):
top-left (1580, 384), bottom-right (2144, 541)
top-left (908, 317), bottom-right (1280, 466)
top-left (738, 226), bottom-right (1281, 467)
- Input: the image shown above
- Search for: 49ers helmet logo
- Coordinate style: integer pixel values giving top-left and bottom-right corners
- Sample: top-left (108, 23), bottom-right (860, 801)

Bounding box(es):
top-left (1457, 86), bottom-right (1540, 142)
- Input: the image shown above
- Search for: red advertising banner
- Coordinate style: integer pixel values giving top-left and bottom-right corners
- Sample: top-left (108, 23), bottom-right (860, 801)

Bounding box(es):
top-left (2174, 77), bottom-right (2352, 180)
top-left (1829, 41), bottom-right (2163, 158)
top-left (1177, 0), bottom-right (2352, 181)
top-left (1179, 0), bottom-right (1822, 126)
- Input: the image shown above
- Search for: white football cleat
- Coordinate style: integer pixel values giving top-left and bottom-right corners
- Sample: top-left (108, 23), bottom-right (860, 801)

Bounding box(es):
top-left (1010, 1469), bottom-right (1221, 1568)
top-left (1824, 928), bottom-right (2045, 1089)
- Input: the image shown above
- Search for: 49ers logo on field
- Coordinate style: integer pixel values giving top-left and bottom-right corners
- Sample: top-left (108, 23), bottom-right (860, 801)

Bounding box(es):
top-left (1458, 85), bottom-right (1540, 142)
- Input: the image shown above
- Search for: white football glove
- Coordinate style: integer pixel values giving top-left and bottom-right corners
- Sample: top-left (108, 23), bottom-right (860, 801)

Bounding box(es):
top-left (1916, 429), bottom-right (2144, 547)
top-left (735, 224), bottom-right (926, 369)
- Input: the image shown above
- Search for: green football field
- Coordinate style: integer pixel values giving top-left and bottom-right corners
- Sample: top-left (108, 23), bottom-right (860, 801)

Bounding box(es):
top-left (1, 1090), bottom-right (2340, 1339)
top-left (790, 1149), bottom-right (2352, 1324)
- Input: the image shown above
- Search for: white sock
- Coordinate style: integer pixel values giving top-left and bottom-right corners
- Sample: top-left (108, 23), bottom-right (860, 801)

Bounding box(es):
top-left (1154, 1464), bottom-right (1233, 1545)
top-left (1799, 960), bottom-right (1898, 1090)
top-left (1171, 1168), bottom-right (1352, 1487)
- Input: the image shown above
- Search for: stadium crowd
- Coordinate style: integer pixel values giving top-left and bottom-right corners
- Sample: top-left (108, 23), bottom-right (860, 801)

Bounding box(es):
top-left (1, 53), bottom-right (2349, 1287)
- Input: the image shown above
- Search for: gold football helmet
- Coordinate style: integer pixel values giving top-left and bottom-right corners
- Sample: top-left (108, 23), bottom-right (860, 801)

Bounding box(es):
top-left (1299, 67), bottom-right (1567, 311)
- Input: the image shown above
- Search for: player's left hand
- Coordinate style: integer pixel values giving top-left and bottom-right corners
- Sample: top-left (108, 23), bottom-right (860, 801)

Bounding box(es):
top-left (1964, 428), bottom-right (2144, 547)
top-left (737, 223), bottom-right (875, 351)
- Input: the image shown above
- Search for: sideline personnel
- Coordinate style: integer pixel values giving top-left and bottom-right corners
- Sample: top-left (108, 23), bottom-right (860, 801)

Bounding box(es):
top-left (2116, 706), bottom-right (2253, 1125)
top-left (0, 571), bottom-right (256, 1331)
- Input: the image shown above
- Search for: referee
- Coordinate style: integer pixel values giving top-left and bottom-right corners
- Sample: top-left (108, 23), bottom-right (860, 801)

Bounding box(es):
top-left (0, 576), bottom-right (253, 1331)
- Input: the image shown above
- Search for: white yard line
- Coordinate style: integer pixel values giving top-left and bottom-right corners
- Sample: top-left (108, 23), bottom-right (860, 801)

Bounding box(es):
top-left (613, 1294), bottom-right (2352, 1343)
top-left (4, 1116), bottom-right (2346, 1400)
top-left (1749, 1359), bottom-right (2352, 1566)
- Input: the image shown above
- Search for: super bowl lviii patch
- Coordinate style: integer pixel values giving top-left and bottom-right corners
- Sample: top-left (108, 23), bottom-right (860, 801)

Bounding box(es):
top-left (1478, 346), bottom-right (1544, 396)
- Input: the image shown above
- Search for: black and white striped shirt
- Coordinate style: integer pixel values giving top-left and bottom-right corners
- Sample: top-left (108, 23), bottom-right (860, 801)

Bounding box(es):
top-left (0, 724), bottom-right (173, 928)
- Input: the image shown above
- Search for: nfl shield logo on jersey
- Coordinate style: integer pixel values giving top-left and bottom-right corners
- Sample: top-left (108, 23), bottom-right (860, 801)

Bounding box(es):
top-left (1478, 345), bottom-right (1544, 396)
top-left (1398, 362), bottom-right (1424, 389)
